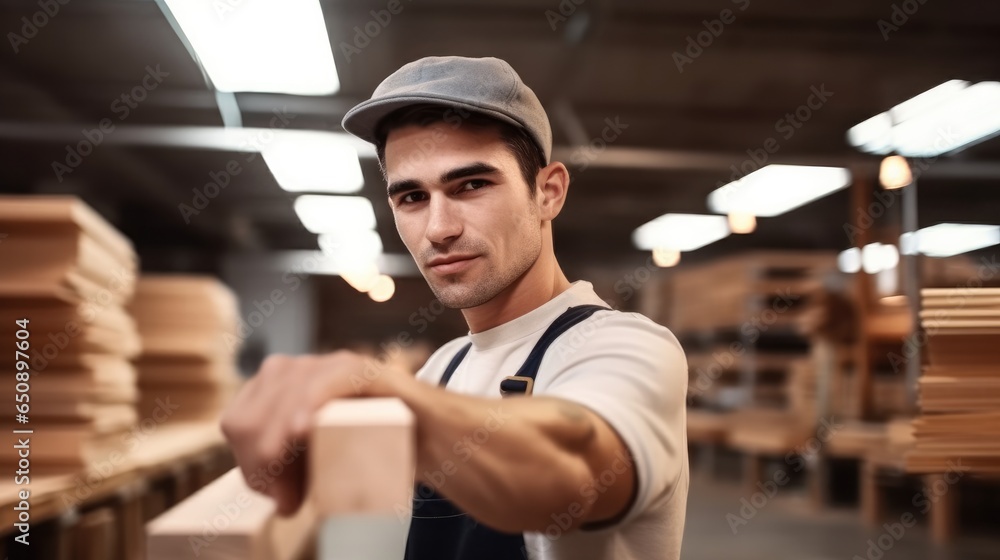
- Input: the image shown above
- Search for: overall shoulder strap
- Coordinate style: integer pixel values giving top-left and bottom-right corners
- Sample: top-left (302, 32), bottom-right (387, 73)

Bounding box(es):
top-left (438, 341), bottom-right (472, 388)
top-left (500, 304), bottom-right (613, 397)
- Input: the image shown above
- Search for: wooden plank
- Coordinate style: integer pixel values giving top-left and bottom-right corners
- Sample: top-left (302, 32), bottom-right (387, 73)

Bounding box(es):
top-left (145, 469), bottom-right (315, 560)
top-left (147, 398), bottom-right (414, 559)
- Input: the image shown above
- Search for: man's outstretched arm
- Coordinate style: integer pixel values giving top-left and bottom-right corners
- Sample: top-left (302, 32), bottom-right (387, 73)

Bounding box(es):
top-left (220, 351), bottom-right (636, 533)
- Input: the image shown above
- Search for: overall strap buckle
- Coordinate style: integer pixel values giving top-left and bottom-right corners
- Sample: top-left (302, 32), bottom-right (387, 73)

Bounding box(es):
top-left (499, 375), bottom-right (534, 397)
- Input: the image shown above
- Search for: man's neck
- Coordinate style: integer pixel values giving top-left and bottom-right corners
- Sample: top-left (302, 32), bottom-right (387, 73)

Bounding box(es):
top-left (461, 256), bottom-right (571, 334)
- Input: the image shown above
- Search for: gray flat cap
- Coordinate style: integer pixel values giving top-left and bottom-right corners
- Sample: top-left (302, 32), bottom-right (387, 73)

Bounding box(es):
top-left (341, 56), bottom-right (552, 164)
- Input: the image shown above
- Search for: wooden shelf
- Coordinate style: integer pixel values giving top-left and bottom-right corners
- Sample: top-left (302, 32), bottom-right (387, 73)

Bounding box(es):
top-left (0, 421), bottom-right (227, 534)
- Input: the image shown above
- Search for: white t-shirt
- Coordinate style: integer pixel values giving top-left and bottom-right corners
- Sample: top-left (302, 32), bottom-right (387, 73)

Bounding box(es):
top-left (414, 280), bottom-right (689, 560)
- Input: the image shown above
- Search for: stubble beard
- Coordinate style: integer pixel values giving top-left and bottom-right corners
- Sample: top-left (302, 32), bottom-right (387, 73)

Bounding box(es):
top-left (426, 233), bottom-right (541, 310)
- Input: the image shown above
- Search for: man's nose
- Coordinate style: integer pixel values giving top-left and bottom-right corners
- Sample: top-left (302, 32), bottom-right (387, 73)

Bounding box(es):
top-left (425, 195), bottom-right (463, 245)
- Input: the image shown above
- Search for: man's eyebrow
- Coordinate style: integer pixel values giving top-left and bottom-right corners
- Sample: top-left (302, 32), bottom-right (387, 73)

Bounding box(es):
top-left (440, 162), bottom-right (501, 184)
top-left (386, 162), bottom-right (502, 198)
top-left (387, 179), bottom-right (420, 199)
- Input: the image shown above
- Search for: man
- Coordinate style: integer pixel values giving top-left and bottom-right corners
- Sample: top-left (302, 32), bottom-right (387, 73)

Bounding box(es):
top-left (221, 56), bottom-right (688, 560)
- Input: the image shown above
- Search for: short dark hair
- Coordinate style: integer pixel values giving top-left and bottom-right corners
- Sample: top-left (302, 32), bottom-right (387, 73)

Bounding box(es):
top-left (373, 104), bottom-right (545, 196)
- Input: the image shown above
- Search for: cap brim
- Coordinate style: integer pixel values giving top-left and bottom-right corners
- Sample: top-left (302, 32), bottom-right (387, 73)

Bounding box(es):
top-left (341, 94), bottom-right (526, 146)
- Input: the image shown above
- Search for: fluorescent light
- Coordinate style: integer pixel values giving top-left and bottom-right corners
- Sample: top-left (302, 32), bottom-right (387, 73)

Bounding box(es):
top-left (293, 195), bottom-right (375, 234)
top-left (862, 243), bottom-right (899, 274)
top-left (900, 223), bottom-right (1000, 257)
top-left (340, 262), bottom-right (381, 292)
top-left (889, 80), bottom-right (969, 123)
top-left (162, 0), bottom-right (339, 95)
top-left (318, 230), bottom-right (383, 262)
top-left (838, 247), bottom-right (861, 274)
top-left (633, 214), bottom-right (730, 252)
top-left (890, 80), bottom-right (969, 123)
top-left (263, 132), bottom-right (363, 193)
top-left (847, 113), bottom-right (893, 155)
top-left (847, 80), bottom-right (1000, 157)
top-left (707, 165), bottom-right (852, 217)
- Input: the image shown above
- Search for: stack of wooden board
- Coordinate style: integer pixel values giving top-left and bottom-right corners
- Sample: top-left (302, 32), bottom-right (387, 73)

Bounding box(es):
top-left (129, 276), bottom-right (243, 422)
top-left (0, 196), bottom-right (140, 469)
top-left (907, 288), bottom-right (1000, 473)
top-left (669, 251), bottom-right (835, 333)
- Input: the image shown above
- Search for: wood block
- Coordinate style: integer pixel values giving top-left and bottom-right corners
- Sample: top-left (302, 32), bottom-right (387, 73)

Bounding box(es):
top-left (310, 398), bottom-right (415, 517)
top-left (145, 468), bottom-right (315, 560)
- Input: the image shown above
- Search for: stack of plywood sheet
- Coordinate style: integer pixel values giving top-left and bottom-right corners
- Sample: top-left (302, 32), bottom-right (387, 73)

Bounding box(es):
top-left (0, 196), bottom-right (140, 469)
top-left (129, 276), bottom-right (243, 423)
top-left (907, 288), bottom-right (1000, 473)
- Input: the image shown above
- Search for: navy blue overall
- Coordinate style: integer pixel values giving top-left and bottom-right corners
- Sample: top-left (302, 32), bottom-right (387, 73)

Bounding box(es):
top-left (404, 304), bottom-right (613, 560)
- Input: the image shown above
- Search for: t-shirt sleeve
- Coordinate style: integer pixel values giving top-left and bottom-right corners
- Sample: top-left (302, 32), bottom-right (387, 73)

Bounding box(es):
top-left (535, 311), bottom-right (688, 527)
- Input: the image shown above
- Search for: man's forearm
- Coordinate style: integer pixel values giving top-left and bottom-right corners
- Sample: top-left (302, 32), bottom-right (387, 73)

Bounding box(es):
top-left (382, 372), bottom-right (605, 533)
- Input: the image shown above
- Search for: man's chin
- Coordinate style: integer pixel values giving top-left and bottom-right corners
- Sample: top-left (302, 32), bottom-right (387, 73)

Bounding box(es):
top-left (426, 280), bottom-right (497, 310)
top-left (427, 284), bottom-right (471, 309)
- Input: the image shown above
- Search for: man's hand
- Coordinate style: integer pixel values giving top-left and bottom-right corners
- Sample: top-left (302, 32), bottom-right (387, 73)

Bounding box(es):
top-left (220, 351), bottom-right (405, 515)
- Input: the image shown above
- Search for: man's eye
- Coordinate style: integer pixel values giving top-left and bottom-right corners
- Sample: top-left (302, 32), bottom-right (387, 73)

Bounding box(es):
top-left (400, 192), bottom-right (427, 204)
top-left (461, 179), bottom-right (489, 191)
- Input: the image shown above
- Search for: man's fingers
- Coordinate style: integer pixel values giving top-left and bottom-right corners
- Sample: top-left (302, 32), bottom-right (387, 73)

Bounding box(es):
top-left (220, 351), bottom-right (368, 516)
top-left (270, 458), bottom-right (307, 516)
top-left (290, 353), bottom-right (360, 437)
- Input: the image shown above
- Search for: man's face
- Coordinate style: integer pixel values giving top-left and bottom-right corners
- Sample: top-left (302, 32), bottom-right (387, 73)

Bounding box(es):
top-left (384, 122), bottom-right (542, 309)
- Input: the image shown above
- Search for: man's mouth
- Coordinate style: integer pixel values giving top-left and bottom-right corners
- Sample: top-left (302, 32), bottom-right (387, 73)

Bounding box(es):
top-left (427, 255), bottom-right (479, 275)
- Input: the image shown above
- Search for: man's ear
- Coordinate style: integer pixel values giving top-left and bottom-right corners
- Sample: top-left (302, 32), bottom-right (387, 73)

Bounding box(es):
top-left (535, 162), bottom-right (570, 221)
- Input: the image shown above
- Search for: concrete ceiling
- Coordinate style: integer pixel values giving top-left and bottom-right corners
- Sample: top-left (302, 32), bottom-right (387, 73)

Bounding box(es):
top-left (1, 0), bottom-right (999, 272)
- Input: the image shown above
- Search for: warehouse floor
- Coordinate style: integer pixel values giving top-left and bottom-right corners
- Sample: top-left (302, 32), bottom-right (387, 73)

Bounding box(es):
top-left (681, 473), bottom-right (998, 560)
